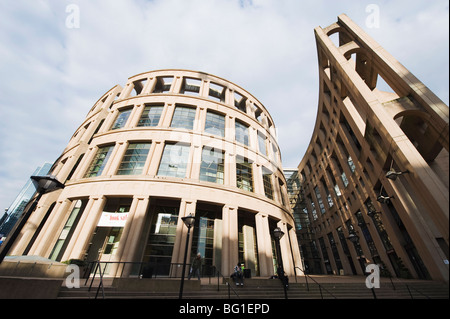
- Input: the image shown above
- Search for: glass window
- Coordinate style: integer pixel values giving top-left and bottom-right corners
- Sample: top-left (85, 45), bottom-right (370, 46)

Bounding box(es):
top-left (236, 157), bottom-right (253, 192)
top-left (272, 143), bottom-right (279, 164)
top-left (138, 105), bottom-right (164, 127)
top-left (235, 120), bottom-right (249, 146)
top-left (171, 106), bottom-right (196, 130)
top-left (341, 172), bottom-right (349, 187)
top-left (205, 111), bottom-right (225, 137)
top-left (257, 132), bottom-right (267, 156)
top-left (262, 168), bottom-right (273, 200)
top-left (142, 204), bottom-right (179, 276)
top-left (347, 155), bottom-right (356, 173)
top-left (314, 186), bottom-right (326, 214)
top-left (111, 108), bottom-right (132, 130)
top-left (49, 200), bottom-right (86, 261)
top-left (309, 196), bottom-right (318, 221)
top-left (84, 145), bottom-right (114, 178)
top-left (157, 144), bottom-right (190, 178)
top-left (117, 143), bottom-right (151, 175)
top-left (200, 147), bottom-right (224, 184)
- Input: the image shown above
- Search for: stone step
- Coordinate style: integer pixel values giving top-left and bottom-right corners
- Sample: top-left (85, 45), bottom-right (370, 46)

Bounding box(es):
top-left (57, 279), bottom-right (448, 299)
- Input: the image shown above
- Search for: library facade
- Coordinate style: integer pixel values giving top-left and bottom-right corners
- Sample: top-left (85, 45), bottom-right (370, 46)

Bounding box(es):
top-left (10, 69), bottom-right (300, 278)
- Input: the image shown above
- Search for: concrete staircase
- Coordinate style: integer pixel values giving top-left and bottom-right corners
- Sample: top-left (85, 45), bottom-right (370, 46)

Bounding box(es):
top-left (57, 276), bottom-right (449, 299)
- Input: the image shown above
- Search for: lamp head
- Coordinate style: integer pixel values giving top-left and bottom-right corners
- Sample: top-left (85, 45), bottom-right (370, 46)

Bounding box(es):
top-left (181, 214), bottom-right (196, 228)
top-left (30, 175), bottom-right (65, 194)
top-left (347, 232), bottom-right (359, 244)
top-left (377, 195), bottom-right (393, 204)
top-left (273, 227), bottom-right (285, 240)
top-left (385, 169), bottom-right (409, 180)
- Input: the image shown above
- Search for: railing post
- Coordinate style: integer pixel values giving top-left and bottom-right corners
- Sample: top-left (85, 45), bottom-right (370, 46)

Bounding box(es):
top-left (305, 274), bottom-right (309, 291)
top-left (371, 287), bottom-right (377, 299)
top-left (95, 261), bottom-right (105, 299)
top-left (406, 285), bottom-right (413, 299)
top-left (217, 270), bottom-right (220, 292)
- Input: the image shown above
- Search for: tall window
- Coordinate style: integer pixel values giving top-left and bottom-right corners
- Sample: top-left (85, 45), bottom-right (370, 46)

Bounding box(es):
top-left (157, 144), bottom-right (190, 178)
top-left (272, 143), bottom-right (279, 164)
top-left (117, 143), bottom-right (151, 175)
top-left (111, 108), bottom-right (132, 130)
top-left (235, 120), bottom-right (249, 146)
top-left (84, 145), bottom-right (114, 177)
top-left (171, 106), bottom-right (196, 130)
top-left (309, 196), bottom-right (318, 221)
top-left (49, 200), bottom-right (86, 261)
top-left (236, 157), bottom-right (253, 192)
top-left (347, 155), bottom-right (356, 173)
top-left (205, 111), bottom-right (225, 137)
top-left (262, 167), bottom-right (274, 200)
top-left (200, 147), bottom-right (224, 184)
top-left (142, 203), bottom-right (179, 276)
top-left (257, 132), bottom-right (267, 156)
top-left (138, 105), bottom-right (164, 127)
top-left (314, 186), bottom-right (326, 214)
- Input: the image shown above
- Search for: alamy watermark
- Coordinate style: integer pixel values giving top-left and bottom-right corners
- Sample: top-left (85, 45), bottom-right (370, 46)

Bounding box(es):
top-left (365, 264), bottom-right (380, 289)
top-left (366, 4), bottom-right (380, 29)
top-left (65, 264), bottom-right (81, 288)
top-left (65, 4), bottom-right (80, 29)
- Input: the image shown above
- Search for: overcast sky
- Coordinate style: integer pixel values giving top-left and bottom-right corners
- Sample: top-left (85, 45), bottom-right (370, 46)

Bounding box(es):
top-left (0, 0), bottom-right (448, 217)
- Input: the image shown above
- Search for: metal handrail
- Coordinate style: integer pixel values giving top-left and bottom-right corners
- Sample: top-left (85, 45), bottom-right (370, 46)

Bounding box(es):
top-left (84, 260), bottom-right (240, 299)
top-left (388, 275), bottom-right (432, 299)
top-left (294, 266), bottom-right (337, 299)
top-left (213, 266), bottom-right (240, 299)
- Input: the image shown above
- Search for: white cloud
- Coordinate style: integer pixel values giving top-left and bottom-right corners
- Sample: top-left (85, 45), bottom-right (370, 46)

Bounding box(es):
top-left (0, 0), bottom-right (448, 216)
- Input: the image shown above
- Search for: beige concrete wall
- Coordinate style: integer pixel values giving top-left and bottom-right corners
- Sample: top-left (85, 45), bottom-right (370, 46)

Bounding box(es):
top-left (296, 14), bottom-right (448, 282)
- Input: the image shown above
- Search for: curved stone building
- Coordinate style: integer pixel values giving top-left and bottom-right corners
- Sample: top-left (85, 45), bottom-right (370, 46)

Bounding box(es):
top-left (10, 69), bottom-right (301, 278)
top-left (295, 15), bottom-right (449, 282)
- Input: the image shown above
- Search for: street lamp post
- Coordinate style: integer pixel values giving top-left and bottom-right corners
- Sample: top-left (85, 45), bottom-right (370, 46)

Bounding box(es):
top-left (179, 213), bottom-right (196, 299)
top-left (0, 175), bottom-right (65, 264)
top-left (273, 227), bottom-right (288, 299)
top-left (346, 231), bottom-right (366, 273)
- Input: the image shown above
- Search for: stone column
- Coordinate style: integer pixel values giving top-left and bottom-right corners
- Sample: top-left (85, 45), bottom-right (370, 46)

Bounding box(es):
top-left (30, 199), bottom-right (72, 258)
top-left (278, 221), bottom-right (294, 277)
top-left (255, 213), bottom-right (274, 277)
top-left (113, 196), bottom-right (149, 277)
top-left (69, 196), bottom-right (107, 260)
top-left (288, 227), bottom-right (304, 276)
top-left (243, 225), bottom-right (257, 277)
top-left (221, 205), bottom-right (238, 276)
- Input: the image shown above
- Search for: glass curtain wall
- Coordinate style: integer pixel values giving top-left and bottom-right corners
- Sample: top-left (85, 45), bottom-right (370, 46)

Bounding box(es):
top-left (190, 204), bottom-right (223, 276)
top-left (142, 201), bottom-right (180, 277)
top-left (49, 199), bottom-right (87, 261)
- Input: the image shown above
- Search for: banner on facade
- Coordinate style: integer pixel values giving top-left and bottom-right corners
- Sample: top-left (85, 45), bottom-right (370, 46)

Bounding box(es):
top-left (97, 212), bottom-right (129, 227)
